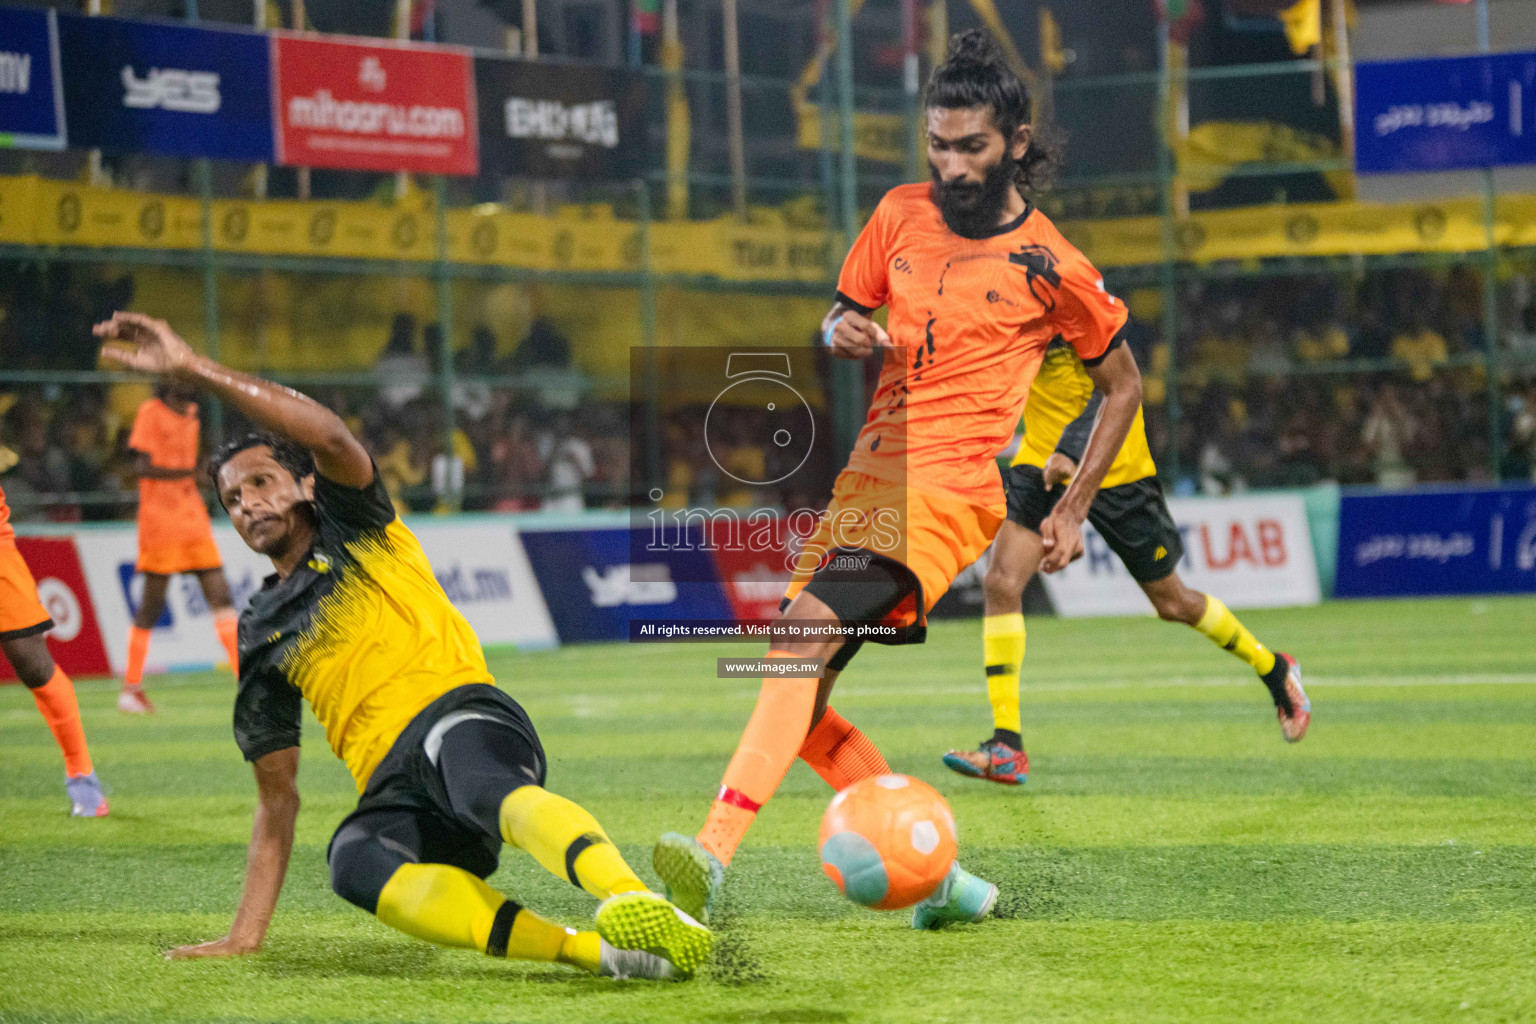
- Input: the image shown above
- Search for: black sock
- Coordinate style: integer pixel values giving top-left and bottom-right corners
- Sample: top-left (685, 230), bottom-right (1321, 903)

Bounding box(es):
top-left (990, 728), bottom-right (1023, 750)
top-left (1260, 658), bottom-right (1292, 711)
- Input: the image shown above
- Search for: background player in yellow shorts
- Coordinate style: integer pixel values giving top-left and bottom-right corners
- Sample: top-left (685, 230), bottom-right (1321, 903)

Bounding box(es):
top-left (119, 381), bottom-right (240, 713)
top-left (0, 471), bottom-right (107, 816)
top-left (653, 30), bottom-right (1145, 931)
top-left (943, 342), bottom-right (1312, 787)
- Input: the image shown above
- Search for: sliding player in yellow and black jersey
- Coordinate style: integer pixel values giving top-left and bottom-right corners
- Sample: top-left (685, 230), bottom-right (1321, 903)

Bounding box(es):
top-left (94, 311), bottom-right (709, 980)
top-left (942, 339), bottom-right (1312, 786)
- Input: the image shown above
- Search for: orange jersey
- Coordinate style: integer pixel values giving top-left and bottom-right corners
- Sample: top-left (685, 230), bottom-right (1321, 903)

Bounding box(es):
top-left (836, 183), bottom-right (1127, 509)
top-left (0, 481), bottom-right (51, 637)
top-left (129, 398), bottom-right (215, 548)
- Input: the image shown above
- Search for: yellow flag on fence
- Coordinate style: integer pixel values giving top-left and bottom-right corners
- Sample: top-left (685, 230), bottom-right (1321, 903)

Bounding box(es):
top-left (1279, 0), bottom-right (1322, 55)
top-left (1177, 120), bottom-right (1340, 194)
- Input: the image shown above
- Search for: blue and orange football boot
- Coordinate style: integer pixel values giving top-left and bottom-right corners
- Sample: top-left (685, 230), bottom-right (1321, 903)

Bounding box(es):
top-left (66, 771), bottom-right (108, 817)
top-left (941, 738), bottom-right (1028, 786)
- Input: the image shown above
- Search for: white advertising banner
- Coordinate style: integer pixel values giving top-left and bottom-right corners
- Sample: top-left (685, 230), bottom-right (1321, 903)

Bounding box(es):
top-left (1039, 494), bottom-right (1321, 618)
top-left (74, 518), bottom-right (557, 675)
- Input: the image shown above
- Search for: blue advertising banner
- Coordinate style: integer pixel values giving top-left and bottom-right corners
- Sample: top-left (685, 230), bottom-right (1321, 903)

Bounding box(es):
top-left (519, 527), bottom-right (735, 644)
top-left (0, 8), bottom-right (65, 151)
top-left (57, 13), bottom-right (274, 162)
top-left (1356, 52), bottom-right (1536, 173)
top-left (1334, 486), bottom-right (1536, 597)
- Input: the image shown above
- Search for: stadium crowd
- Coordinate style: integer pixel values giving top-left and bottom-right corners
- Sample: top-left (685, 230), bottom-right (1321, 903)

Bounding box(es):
top-left (3, 263), bottom-right (1536, 522)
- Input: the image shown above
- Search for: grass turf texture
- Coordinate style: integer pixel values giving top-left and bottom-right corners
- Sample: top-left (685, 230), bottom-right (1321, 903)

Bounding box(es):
top-left (2, 596), bottom-right (1534, 1024)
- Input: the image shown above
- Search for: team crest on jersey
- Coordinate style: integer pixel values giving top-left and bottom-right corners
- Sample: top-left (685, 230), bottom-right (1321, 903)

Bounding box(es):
top-left (1008, 244), bottom-right (1062, 310)
top-left (308, 551), bottom-right (333, 574)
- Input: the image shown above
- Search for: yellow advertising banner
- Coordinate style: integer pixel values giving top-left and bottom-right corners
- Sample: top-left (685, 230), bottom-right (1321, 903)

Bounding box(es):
top-left (31, 178), bottom-right (204, 250)
top-left (0, 174), bottom-right (39, 245)
top-left (4, 173), bottom-right (1535, 276)
top-left (209, 197), bottom-right (438, 262)
top-left (794, 101), bottom-right (910, 166)
top-left (1064, 197), bottom-right (1518, 268)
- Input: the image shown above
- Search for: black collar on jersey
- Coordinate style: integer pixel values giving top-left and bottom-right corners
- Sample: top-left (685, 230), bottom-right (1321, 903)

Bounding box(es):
top-left (946, 198), bottom-right (1035, 241)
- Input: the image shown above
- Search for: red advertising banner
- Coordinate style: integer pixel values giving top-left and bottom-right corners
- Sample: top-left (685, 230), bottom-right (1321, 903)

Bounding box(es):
top-left (271, 33), bottom-right (478, 175)
top-left (706, 517), bottom-right (797, 624)
top-left (0, 537), bottom-right (112, 681)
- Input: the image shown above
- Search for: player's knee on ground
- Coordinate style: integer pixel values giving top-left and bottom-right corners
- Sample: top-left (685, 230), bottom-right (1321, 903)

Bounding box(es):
top-left (2, 637), bottom-right (56, 689)
top-left (329, 822), bottom-right (409, 915)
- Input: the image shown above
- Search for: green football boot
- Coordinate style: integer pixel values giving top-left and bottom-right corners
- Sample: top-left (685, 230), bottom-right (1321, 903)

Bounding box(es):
top-left (911, 862), bottom-right (999, 930)
top-left (594, 891), bottom-right (712, 977)
top-left (652, 831), bottom-right (724, 925)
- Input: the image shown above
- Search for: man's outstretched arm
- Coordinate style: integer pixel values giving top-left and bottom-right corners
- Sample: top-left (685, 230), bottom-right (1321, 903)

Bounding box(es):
top-left (1039, 342), bottom-right (1143, 573)
top-left (168, 746), bottom-right (300, 958)
top-left (96, 312), bottom-right (372, 488)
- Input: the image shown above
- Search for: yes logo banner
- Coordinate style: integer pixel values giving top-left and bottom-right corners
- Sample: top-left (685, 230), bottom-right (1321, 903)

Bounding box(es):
top-left (57, 13), bottom-right (274, 162)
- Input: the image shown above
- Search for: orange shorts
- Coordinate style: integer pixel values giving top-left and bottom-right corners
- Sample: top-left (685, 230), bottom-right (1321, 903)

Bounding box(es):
top-left (782, 469), bottom-right (1003, 641)
top-left (137, 535), bottom-right (223, 576)
top-left (0, 536), bottom-right (52, 640)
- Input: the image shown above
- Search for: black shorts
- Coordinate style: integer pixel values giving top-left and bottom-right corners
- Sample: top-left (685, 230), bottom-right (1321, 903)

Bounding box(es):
top-left (1004, 463), bottom-right (1183, 585)
top-left (327, 684), bottom-right (546, 913)
top-left (777, 551), bottom-right (923, 673)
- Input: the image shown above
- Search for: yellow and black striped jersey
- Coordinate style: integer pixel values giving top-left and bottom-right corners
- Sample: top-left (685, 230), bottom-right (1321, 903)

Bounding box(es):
top-left (232, 468), bottom-right (493, 790)
top-left (1010, 339), bottom-right (1157, 489)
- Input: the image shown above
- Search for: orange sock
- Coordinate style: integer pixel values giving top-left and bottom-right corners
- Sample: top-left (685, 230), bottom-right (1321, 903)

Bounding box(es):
top-left (798, 707), bottom-right (890, 791)
top-left (697, 650), bottom-right (819, 866)
top-left (125, 626), bottom-right (150, 688)
top-left (30, 667), bottom-right (94, 778)
top-left (213, 610), bottom-right (240, 675)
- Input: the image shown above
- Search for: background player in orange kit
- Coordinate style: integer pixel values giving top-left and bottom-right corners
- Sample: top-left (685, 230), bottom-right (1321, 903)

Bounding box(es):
top-left (119, 381), bottom-right (240, 713)
top-left (0, 464), bottom-right (108, 816)
top-left (654, 30), bottom-right (1145, 929)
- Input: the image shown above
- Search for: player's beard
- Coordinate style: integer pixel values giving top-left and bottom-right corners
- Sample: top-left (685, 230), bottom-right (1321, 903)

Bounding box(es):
top-left (930, 154), bottom-right (1018, 238)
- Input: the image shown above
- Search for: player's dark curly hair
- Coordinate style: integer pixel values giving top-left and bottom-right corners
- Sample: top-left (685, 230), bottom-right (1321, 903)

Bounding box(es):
top-left (924, 29), bottom-right (1064, 193)
top-left (207, 432), bottom-right (316, 509)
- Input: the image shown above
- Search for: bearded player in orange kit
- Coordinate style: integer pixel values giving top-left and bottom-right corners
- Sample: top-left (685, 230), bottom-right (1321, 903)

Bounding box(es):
top-left (654, 30), bottom-right (1145, 928)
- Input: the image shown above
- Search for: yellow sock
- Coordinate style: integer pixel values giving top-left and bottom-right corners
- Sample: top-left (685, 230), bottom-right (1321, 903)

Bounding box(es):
top-left (499, 786), bottom-right (648, 899)
top-left (1193, 594), bottom-right (1276, 676)
top-left (375, 863), bottom-right (600, 971)
top-left (982, 612), bottom-right (1025, 736)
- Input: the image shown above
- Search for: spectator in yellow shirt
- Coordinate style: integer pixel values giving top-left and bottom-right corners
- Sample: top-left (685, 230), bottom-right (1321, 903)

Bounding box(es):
top-left (1391, 317), bottom-right (1448, 382)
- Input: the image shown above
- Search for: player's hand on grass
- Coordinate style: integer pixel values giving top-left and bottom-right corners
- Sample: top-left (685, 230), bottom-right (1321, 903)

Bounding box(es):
top-left (95, 311), bottom-right (195, 377)
top-left (826, 310), bottom-right (892, 360)
top-left (1042, 452), bottom-right (1077, 489)
top-left (166, 935), bottom-right (261, 959)
top-left (1039, 507), bottom-right (1085, 574)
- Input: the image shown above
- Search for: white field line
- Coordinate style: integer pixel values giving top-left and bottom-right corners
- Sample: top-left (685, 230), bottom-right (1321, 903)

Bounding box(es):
top-left (836, 673), bottom-right (1536, 698)
top-left (542, 672), bottom-right (1536, 711)
top-left (23, 670), bottom-right (1536, 715)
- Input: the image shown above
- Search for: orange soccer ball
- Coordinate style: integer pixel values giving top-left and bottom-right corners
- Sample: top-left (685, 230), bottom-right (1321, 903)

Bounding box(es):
top-left (818, 773), bottom-right (958, 910)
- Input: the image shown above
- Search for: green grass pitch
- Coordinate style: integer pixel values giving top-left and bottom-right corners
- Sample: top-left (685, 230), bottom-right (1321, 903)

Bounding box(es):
top-left (3, 596), bottom-right (1535, 1024)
